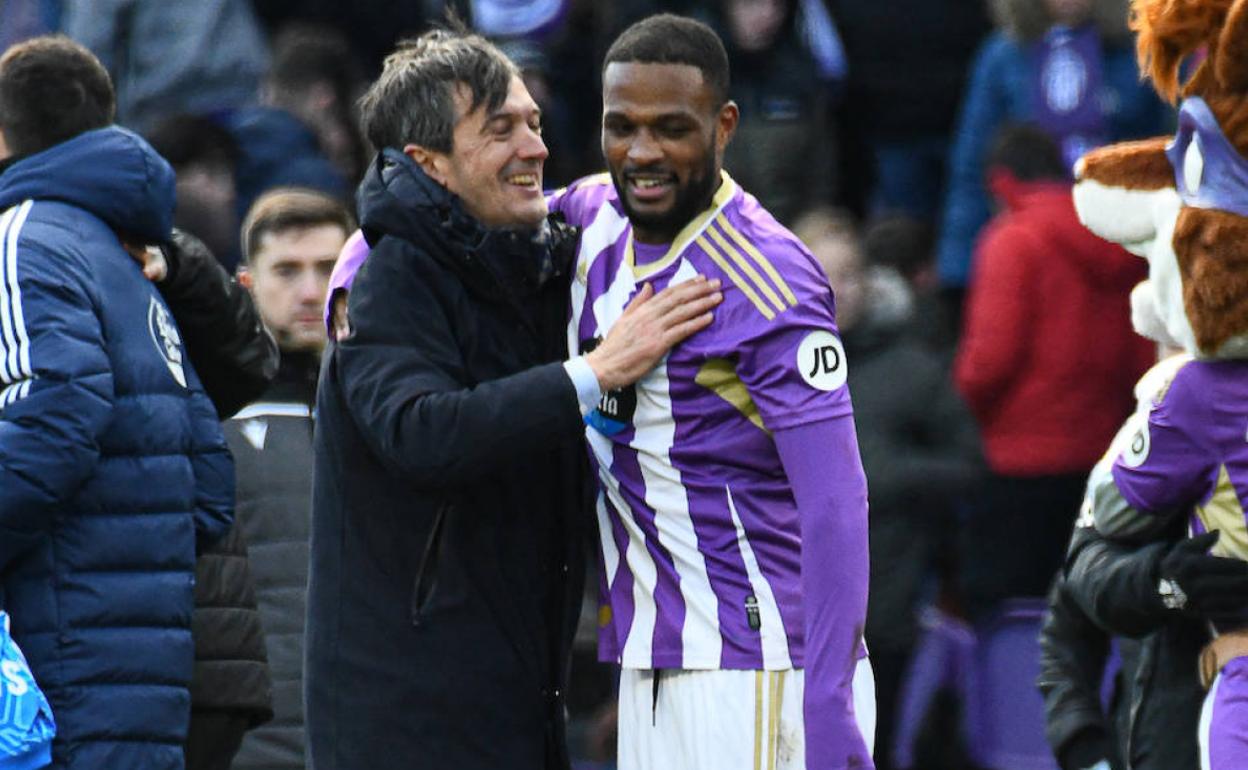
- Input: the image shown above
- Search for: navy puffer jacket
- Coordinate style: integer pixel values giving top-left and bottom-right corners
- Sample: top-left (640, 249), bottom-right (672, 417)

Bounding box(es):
top-left (0, 126), bottom-right (234, 770)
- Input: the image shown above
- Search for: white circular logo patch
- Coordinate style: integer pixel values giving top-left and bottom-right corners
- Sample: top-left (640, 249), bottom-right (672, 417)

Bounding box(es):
top-left (148, 295), bottom-right (187, 388)
top-left (1121, 421), bottom-right (1151, 468)
top-left (797, 330), bottom-right (847, 391)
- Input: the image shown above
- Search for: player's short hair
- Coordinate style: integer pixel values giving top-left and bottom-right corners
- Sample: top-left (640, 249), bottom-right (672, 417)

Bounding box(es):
top-left (986, 123), bottom-right (1068, 182)
top-left (358, 24), bottom-right (517, 153)
top-left (241, 188), bottom-right (355, 266)
top-left (604, 14), bottom-right (731, 107)
top-left (0, 35), bottom-right (115, 157)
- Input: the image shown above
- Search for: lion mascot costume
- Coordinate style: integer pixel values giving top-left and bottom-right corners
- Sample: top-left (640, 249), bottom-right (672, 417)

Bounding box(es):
top-left (1072, 0), bottom-right (1248, 764)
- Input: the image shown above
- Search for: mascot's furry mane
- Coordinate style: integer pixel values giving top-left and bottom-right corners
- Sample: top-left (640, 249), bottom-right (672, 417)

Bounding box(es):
top-left (1074, 0), bottom-right (1248, 356)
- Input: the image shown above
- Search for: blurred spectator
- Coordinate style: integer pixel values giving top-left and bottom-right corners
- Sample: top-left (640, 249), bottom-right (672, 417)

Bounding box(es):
top-left (471, 0), bottom-right (570, 39)
top-left (935, 0), bottom-right (1168, 293)
top-left (228, 189), bottom-right (352, 770)
top-left (863, 214), bottom-right (957, 353)
top-left (260, 23), bottom-right (368, 185)
top-left (0, 0), bottom-right (59, 51)
top-left (796, 207), bottom-right (984, 770)
top-left (250, 0), bottom-right (468, 72)
top-left (0, 35), bottom-right (233, 768)
top-left (148, 114), bottom-right (242, 271)
top-left (953, 124), bottom-right (1151, 620)
top-left (223, 24), bottom-right (360, 242)
top-left (828, 0), bottom-right (990, 220)
top-left (62, 0), bottom-right (269, 132)
top-left (700, 0), bottom-right (840, 225)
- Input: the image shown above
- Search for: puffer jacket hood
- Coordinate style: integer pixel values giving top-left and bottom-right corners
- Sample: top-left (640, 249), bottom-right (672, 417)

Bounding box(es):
top-left (0, 125), bottom-right (174, 243)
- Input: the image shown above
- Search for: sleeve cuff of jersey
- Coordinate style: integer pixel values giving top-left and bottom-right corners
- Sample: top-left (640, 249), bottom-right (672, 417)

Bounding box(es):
top-left (563, 356), bottom-right (602, 416)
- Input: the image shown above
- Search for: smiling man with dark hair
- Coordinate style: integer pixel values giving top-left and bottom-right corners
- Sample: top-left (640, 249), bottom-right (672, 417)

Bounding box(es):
top-left (547, 14), bottom-right (875, 770)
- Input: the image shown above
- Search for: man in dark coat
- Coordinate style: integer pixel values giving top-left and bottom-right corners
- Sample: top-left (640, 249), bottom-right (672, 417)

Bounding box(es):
top-left (0, 36), bottom-right (235, 769)
top-left (305, 27), bottom-right (721, 770)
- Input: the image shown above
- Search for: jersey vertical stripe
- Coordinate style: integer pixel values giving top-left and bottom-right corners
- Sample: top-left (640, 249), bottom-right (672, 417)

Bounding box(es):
top-left (567, 201), bottom-right (629, 357)
top-left (590, 427), bottom-right (660, 663)
top-left (727, 487), bottom-right (793, 669)
top-left (630, 261), bottom-right (723, 666)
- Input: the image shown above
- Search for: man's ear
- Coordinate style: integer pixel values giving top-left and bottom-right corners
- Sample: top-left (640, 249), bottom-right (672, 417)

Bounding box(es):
top-left (237, 266), bottom-right (253, 290)
top-left (715, 101), bottom-right (740, 154)
top-left (404, 144), bottom-right (449, 186)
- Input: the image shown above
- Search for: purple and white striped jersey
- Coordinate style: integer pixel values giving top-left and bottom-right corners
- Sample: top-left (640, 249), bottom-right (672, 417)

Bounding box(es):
top-left (549, 172), bottom-right (853, 672)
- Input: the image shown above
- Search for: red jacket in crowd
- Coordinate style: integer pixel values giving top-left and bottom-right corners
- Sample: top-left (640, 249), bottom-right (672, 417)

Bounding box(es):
top-left (954, 179), bottom-right (1153, 476)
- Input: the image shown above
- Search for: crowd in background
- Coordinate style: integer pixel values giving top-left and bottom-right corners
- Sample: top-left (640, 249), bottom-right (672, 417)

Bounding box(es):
top-left (0, 0), bottom-right (1178, 768)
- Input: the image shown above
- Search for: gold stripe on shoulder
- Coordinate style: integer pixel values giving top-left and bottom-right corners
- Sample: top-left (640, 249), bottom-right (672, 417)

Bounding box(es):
top-left (697, 235), bottom-right (775, 321)
top-left (706, 225), bottom-right (786, 314)
top-left (715, 214), bottom-right (798, 307)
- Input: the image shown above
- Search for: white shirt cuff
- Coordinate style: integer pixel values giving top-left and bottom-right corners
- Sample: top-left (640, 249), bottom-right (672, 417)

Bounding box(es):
top-left (563, 356), bottom-right (603, 416)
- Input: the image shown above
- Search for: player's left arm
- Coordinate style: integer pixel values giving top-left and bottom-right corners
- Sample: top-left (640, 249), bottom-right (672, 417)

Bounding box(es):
top-left (731, 237), bottom-right (873, 769)
top-left (774, 419), bottom-right (872, 770)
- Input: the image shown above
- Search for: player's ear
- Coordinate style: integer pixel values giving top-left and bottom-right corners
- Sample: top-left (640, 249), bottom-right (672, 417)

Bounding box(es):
top-left (715, 100), bottom-right (739, 152)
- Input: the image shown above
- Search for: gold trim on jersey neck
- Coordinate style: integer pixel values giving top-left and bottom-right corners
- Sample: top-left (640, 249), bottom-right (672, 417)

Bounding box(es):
top-left (625, 171), bottom-right (738, 281)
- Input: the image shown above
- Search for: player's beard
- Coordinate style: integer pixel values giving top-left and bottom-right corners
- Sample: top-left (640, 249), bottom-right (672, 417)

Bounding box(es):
top-left (613, 147), bottom-right (720, 244)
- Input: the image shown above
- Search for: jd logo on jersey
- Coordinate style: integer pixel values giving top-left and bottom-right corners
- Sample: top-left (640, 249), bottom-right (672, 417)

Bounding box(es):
top-left (580, 336), bottom-right (636, 436)
top-left (797, 330), bottom-right (847, 391)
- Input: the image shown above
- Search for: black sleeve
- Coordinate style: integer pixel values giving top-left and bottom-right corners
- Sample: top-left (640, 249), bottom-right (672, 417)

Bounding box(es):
top-left (1064, 523), bottom-right (1172, 639)
top-left (1037, 576), bottom-right (1113, 770)
top-left (336, 240), bottom-right (585, 487)
top-left (157, 229), bottom-right (280, 418)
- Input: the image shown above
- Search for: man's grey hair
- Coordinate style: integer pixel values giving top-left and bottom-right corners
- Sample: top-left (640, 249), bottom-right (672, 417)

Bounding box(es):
top-left (358, 27), bottom-right (518, 154)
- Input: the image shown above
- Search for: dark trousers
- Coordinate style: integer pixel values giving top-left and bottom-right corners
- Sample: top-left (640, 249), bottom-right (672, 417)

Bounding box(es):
top-left (185, 709), bottom-right (251, 770)
top-left (960, 472), bottom-right (1088, 623)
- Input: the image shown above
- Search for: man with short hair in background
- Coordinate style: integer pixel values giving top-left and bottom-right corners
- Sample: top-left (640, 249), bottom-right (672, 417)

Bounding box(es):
top-left (228, 188), bottom-right (352, 770)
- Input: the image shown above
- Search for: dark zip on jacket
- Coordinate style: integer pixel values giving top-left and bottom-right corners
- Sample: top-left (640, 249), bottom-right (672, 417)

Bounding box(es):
top-left (411, 503), bottom-right (451, 626)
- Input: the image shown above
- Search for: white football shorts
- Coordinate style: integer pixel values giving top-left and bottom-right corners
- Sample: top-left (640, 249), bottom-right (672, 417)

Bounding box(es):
top-left (617, 657), bottom-right (876, 770)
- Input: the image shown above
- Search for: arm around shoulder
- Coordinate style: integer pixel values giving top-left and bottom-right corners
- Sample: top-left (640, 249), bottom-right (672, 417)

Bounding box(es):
top-left (336, 241), bottom-right (585, 486)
